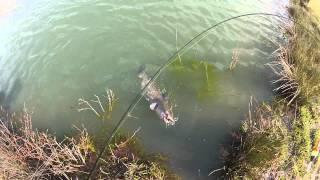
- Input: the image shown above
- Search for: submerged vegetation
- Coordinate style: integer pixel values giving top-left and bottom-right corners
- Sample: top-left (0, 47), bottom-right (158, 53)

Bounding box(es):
top-left (221, 0), bottom-right (320, 178)
top-left (78, 89), bottom-right (117, 120)
top-left (168, 58), bottom-right (219, 100)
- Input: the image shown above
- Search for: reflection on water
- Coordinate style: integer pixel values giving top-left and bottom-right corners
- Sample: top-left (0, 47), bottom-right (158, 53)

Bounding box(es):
top-left (0, 0), bottom-right (289, 179)
top-left (0, 78), bottom-right (22, 110)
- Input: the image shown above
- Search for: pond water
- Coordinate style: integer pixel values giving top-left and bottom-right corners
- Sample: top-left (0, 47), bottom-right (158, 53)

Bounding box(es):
top-left (0, 0), bottom-right (288, 179)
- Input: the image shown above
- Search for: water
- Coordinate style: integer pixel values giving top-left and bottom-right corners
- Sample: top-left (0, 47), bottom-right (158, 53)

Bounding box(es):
top-left (0, 0), bottom-right (288, 179)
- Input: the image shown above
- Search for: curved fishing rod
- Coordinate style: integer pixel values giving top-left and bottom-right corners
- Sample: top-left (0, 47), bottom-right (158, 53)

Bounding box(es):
top-left (87, 12), bottom-right (316, 179)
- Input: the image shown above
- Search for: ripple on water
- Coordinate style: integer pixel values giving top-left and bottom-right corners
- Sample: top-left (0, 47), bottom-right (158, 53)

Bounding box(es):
top-left (0, 0), bottom-right (289, 179)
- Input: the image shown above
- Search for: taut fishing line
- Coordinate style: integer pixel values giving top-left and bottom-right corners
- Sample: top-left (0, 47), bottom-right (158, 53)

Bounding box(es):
top-left (87, 12), bottom-right (319, 179)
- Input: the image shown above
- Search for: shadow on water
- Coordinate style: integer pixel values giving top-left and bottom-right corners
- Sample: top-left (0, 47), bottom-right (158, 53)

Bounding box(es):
top-left (0, 78), bottom-right (22, 110)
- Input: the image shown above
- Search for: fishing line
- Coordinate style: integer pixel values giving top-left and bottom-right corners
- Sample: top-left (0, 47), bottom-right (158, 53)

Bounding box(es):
top-left (87, 12), bottom-right (319, 179)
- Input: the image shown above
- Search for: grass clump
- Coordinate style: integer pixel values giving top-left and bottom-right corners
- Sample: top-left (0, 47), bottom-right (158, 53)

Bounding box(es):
top-left (267, 0), bottom-right (320, 105)
top-left (0, 106), bottom-right (91, 179)
top-left (96, 134), bottom-right (179, 180)
top-left (224, 101), bottom-right (290, 179)
top-left (222, 1), bottom-right (320, 178)
top-left (223, 103), bottom-right (317, 179)
top-left (78, 89), bottom-right (117, 120)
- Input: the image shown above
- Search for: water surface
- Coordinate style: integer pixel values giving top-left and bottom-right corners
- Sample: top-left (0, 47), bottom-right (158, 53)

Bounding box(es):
top-left (0, 0), bottom-right (288, 179)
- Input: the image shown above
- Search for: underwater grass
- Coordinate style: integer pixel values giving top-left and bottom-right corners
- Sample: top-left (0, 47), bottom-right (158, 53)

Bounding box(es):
top-left (167, 58), bottom-right (219, 101)
top-left (78, 89), bottom-right (117, 120)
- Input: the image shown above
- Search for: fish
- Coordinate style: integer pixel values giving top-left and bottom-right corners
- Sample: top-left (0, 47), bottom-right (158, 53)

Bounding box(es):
top-left (138, 65), bottom-right (177, 126)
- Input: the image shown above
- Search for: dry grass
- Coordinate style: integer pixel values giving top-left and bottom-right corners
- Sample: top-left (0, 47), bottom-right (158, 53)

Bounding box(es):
top-left (222, 99), bottom-right (319, 179)
top-left (268, 45), bottom-right (300, 105)
top-left (0, 105), bottom-right (177, 179)
top-left (78, 89), bottom-right (117, 120)
top-left (0, 149), bottom-right (29, 179)
top-left (267, 2), bottom-right (320, 105)
top-left (229, 49), bottom-right (240, 71)
top-left (288, 1), bottom-right (320, 102)
top-left (95, 134), bottom-right (178, 180)
top-left (0, 106), bottom-right (91, 179)
top-left (223, 2), bottom-right (320, 178)
top-left (223, 99), bottom-right (290, 179)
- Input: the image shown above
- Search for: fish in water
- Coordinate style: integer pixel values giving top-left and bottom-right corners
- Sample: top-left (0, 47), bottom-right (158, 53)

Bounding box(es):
top-left (138, 66), bottom-right (177, 126)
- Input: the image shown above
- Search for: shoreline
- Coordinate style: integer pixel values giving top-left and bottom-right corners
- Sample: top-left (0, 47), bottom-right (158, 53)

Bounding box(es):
top-left (220, 0), bottom-right (320, 178)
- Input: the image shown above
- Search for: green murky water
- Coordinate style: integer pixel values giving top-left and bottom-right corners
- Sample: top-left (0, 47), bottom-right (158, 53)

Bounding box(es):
top-left (0, 0), bottom-right (288, 179)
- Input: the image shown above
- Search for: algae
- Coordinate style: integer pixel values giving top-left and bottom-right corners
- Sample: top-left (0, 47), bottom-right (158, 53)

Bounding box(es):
top-left (167, 58), bottom-right (219, 101)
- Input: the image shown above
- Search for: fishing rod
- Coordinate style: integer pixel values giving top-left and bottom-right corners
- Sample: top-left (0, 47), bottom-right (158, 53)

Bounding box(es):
top-left (87, 12), bottom-right (318, 179)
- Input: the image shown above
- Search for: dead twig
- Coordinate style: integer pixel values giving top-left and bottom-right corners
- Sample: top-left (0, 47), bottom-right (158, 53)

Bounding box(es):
top-left (229, 49), bottom-right (240, 70)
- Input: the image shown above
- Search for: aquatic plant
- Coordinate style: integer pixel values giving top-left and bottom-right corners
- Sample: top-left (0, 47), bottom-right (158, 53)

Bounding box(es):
top-left (175, 29), bottom-right (183, 64)
top-left (168, 58), bottom-right (218, 100)
top-left (78, 88), bottom-right (117, 120)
